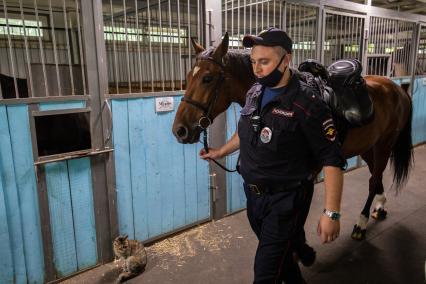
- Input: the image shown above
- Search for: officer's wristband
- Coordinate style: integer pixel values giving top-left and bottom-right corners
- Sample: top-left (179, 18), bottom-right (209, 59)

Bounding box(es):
top-left (323, 209), bottom-right (341, 221)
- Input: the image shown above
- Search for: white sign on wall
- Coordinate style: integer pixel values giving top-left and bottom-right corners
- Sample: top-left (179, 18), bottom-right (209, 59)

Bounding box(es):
top-left (155, 97), bottom-right (174, 113)
top-left (423, 77), bottom-right (426, 86)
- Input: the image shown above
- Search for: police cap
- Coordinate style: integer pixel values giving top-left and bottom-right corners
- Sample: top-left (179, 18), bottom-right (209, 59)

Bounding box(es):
top-left (242, 27), bottom-right (293, 54)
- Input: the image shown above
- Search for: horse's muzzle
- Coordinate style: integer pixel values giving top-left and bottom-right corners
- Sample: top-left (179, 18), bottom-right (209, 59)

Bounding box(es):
top-left (173, 124), bottom-right (200, 144)
top-left (175, 125), bottom-right (188, 140)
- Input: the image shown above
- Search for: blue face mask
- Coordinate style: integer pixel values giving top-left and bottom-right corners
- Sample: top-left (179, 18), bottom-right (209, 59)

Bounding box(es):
top-left (256, 55), bottom-right (287, 87)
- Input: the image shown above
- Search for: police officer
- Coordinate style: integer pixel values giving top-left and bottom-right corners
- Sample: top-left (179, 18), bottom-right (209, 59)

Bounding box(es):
top-left (200, 27), bottom-right (345, 284)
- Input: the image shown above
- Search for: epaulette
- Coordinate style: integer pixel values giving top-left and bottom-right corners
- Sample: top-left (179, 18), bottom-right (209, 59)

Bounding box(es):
top-left (292, 80), bottom-right (322, 119)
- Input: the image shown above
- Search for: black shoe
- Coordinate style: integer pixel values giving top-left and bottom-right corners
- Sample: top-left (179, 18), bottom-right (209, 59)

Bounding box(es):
top-left (296, 243), bottom-right (316, 267)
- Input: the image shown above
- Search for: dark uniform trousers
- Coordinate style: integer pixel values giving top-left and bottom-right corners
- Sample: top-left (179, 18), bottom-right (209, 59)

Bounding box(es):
top-left (244, 179), bottom-right (314, 284)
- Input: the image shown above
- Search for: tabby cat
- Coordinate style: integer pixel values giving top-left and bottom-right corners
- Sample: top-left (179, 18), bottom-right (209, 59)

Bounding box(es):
top-left (113, 235), bottom-right (148, 283)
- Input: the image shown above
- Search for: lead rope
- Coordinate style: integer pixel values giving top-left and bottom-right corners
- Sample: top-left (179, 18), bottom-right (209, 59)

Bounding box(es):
top-left (202, 128), bottom-right (238, 173)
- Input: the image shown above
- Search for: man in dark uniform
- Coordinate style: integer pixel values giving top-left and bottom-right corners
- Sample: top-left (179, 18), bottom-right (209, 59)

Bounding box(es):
top-left (200, 27), bottom-right (345, 283)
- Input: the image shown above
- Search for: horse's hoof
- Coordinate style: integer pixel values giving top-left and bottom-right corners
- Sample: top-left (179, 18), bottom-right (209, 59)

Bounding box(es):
top-left (371, 208), bottom-right (387, 220)
top-left (351, 225), bottom-right (366, 241)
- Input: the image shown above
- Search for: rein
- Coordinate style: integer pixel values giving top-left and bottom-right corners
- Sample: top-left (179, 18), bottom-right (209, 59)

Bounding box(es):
top-left (181, 56), bottom-right (238, 173)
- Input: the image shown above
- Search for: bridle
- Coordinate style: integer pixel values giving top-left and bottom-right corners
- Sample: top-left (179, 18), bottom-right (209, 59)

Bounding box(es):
top-left (181, 56), bottom-right (225, 131)
top-left (181, 56), bottom-right (238, 173)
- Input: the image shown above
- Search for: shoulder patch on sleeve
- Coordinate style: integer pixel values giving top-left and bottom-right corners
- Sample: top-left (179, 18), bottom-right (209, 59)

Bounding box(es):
top-left (323, 120), bottom-right (337, 141)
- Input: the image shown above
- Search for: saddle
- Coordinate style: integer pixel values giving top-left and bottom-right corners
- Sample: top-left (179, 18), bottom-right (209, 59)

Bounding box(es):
top-left (298, 59), bottom-right (374, 142)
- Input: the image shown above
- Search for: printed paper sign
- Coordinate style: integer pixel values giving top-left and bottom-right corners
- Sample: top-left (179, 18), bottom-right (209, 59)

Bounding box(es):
top-left (155, 97), bottom-right (174, 112)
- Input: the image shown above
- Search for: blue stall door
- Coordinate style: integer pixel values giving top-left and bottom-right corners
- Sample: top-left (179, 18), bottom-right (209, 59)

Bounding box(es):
top-left (112, 96), bottom-right (210, 241)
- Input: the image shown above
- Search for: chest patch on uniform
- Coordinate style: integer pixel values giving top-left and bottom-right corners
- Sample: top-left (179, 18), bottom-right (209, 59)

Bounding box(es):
top-left (272, 108), bottom-right (294, 118)
top-left (260, 127), bottom-right (273, 143)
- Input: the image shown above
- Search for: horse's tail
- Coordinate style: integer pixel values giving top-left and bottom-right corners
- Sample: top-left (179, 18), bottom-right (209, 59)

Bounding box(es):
top-left (390, 90), bottom-right (414, 193)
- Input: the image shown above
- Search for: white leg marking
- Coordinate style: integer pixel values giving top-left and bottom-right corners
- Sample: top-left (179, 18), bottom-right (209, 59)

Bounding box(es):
top-left (356, 214), bottom-right (369, 230)
top-left (374, 193), bottom-right (387, 210)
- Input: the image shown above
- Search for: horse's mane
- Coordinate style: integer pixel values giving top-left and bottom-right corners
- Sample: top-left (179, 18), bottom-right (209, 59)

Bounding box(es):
top-left (225, 49), bottom-right (255, 82)
top-left (199, 48), bottom-right (255, 83)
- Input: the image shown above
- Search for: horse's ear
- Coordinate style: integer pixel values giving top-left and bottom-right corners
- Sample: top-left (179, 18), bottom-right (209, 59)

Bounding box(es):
top-left (212, 32), bottom-right (229, 61)
top-left (191, 37), bottom-right (205, 55)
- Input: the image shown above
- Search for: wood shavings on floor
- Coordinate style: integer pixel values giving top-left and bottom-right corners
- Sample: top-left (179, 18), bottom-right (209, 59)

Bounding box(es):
top-left (146, 220), bottom-right (240, 270)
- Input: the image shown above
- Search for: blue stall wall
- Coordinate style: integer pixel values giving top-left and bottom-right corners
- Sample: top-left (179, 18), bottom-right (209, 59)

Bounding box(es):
top-left (0, 101), bottom-right (98, 283)
top-left (226, 104), bottom-right (246, 213)
top-left (111, 96), bottom-right (210, 241)
top-left (39, 102), bottom-right (98, 277)
top-left (43, 159), bottom-right (97, 277)
top-left (392, 76), bottom-right (426, 145)
top-left (0, 104), bottom-right (44, 283)
top-left (411, 77), bottom-right (426, 145)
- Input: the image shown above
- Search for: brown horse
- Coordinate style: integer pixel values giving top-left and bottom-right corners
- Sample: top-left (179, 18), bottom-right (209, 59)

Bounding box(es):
top-left (172, 33), bottom-right (413, 240)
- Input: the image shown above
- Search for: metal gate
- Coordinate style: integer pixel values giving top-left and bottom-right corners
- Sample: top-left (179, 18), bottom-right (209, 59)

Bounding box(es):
top-left (416, 24), bottom-right (426, 75)
top-left (367, 16), bottom-right (416, 77)
top-left (322, 9), bottom-right (365, 66)
top-left (285, 2), bottom-right (319, 66)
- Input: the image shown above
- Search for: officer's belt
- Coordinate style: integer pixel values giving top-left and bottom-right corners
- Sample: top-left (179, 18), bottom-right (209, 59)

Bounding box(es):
top-left (247, 181), bottom-right (302, 195)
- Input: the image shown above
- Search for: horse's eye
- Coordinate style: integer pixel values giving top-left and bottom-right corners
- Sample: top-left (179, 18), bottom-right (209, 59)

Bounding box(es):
top-left (202, 75), bottom-right (213, 84)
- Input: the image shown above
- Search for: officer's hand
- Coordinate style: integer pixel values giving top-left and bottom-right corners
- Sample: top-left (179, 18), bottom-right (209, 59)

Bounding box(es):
top-left (317, 215), bottom-right (340, 244)
top-left (199, 148), bottom-right (223, 160)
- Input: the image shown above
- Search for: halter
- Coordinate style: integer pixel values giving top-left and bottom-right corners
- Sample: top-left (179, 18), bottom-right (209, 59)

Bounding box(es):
top-left (181, 56), bottom-right (225, 130)
top-left (181, 56), bottom-right (238, 173)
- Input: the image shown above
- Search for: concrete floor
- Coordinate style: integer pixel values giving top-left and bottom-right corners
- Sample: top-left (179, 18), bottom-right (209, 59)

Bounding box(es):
top-left (63, 145), bottom-right (426, 284)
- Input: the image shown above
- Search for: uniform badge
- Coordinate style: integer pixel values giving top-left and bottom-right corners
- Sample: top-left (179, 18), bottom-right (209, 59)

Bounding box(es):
top-left (322, 118), bottom-right (337, 141)
top-left (324, 125), bottom-right (336, 141)
top-left (260, 127), bottom-right (272, 143)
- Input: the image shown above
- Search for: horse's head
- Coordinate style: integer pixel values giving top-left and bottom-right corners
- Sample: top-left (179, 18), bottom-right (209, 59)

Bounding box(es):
top-left (172, 33), bottom-right (235, 144)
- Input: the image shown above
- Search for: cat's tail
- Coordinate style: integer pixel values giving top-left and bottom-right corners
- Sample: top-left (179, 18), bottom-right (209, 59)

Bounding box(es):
top-left (144, 249), bottom-right (148, 266)
top-left (118, 271), bottom-right (139, 283)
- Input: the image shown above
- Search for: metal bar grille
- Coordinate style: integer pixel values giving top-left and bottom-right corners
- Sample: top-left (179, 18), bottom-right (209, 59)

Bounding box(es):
top-left (367, 16), bottom-right (415, 77)
top-left (0, 0), bottom-right (86, 100)
top-left (323, 11), bottom-right (365, 67)
top-left (103, 0), bottom-right (203, 94)
top-left (416, 25), bottom-right (426, 75)
top-left (1, 0), bottom-right (19, 98)
top-left (222, 1), bottom-right (318, 68)
top-left (63, 0), bottom-right (75, 95)
top-left (49, 0), bottom-right (62, 96)
top-left (284, 2), bottom-right (318, 67)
